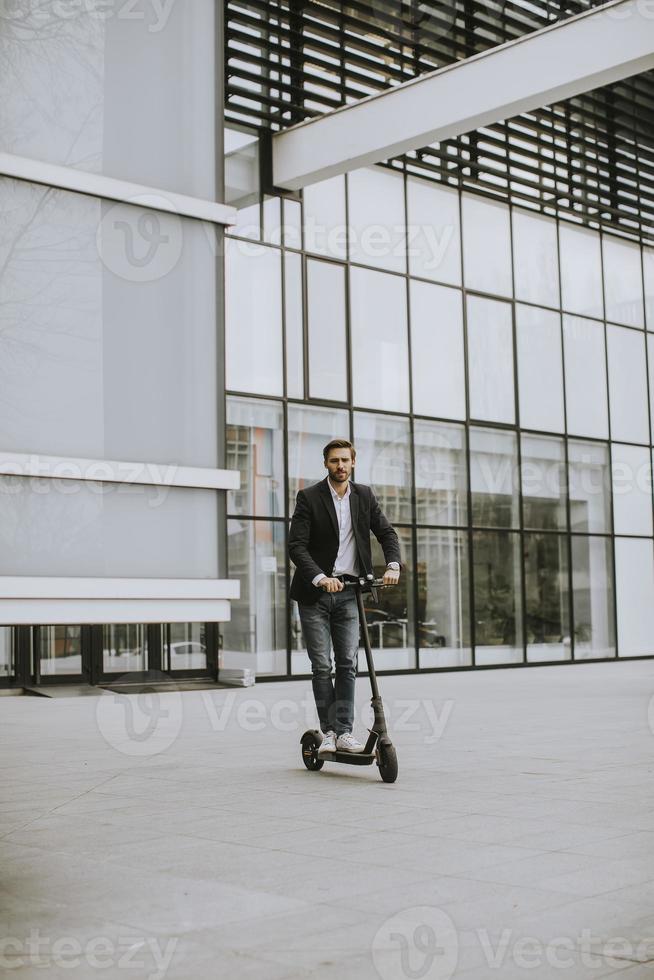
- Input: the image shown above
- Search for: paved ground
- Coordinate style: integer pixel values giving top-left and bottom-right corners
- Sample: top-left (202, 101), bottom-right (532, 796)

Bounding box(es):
top-left (1, 660), bottom-right (654, 979)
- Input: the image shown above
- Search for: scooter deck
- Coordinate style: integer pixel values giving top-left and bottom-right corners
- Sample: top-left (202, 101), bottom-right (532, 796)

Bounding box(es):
top-left (323, 749), bottom-right (376, 766)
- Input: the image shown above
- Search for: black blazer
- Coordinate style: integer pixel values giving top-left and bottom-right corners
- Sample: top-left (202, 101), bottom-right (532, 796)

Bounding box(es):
top-left (288, 477), bottom-right (401, 605)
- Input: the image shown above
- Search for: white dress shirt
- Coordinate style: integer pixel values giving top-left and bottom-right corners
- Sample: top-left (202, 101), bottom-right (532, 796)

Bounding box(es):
top-left (312, 480), bottom-right (359, 586)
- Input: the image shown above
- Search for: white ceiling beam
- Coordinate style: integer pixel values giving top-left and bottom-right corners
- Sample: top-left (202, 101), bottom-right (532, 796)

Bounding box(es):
top-left (272, 0), bottom-right (654, 191)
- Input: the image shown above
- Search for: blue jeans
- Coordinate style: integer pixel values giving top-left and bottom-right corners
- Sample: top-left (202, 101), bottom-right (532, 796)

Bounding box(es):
top-left (298, 589), bottom-right (360, 736)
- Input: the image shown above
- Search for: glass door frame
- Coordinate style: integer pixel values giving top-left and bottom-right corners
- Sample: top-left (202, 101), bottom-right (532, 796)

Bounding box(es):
top-left (89, 623), bottom-right (220, 684)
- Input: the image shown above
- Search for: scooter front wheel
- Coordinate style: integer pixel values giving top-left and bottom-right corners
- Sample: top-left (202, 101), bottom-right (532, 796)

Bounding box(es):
top-left (301, 731), bottom-right (324, 771)
top-left (377, 743), bottom-right (398, 783)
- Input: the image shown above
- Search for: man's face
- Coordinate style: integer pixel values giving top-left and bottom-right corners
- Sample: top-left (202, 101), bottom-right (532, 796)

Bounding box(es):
top-left (324, 449), bottom-right (354, 485)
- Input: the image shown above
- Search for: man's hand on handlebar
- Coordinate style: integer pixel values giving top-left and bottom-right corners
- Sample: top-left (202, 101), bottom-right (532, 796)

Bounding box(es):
top-left (319, 577), bottom-right (344, 593)
top-left (382, 567), bottom-right (400, 586)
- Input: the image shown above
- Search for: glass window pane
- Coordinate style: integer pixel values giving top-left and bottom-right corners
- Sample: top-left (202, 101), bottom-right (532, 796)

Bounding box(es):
top-left (0, 178), bottom-right (218, 467)
top-left (165, 623), bottom-right (207, 672)
top-left (226, 397), bottom-right (285, 517)
top-left (283, 199), bottom-right (302, 250)
top-left (223, 519), bottom-right (287, 676)
top-left (39, 626), bottom-right (82, 676)
top-left (0, 477), bottom-right (218, 578)
top-left (303, 176), bottom-right (347, 260)
top-left (407, 178), bottom-right (461, 285)
top-left (644, 247), bottom-right (654, 331)
top-left (516, 305), bottom-right (565, 433)
top-left (466, 296), bottom-right (515, 424)
top-left (231, 202), bottom-right (261, 241)
top-left (348, 168), bottom-right (406, 274)
top-left (473, 531), bottom-right (523, 665)
top-left (263, 197), bottom-right (282, 245)
top-left (410, 281), bottom-right (465, 420)
top-left (559, 225), bottom-right (604, 319)
top-left (0, 628), bottom-right (14, 678)
top-left (462, 195), bottom-right (512, 297)
top-left (225, 129), bottom-right (259, 210)
top-left (603, 236), bottom-right (645, 327)
top-left (417, 528), bottom-right (471, 668)
top-left (367, 528), bottom-right (414, 670)
top-left (568, 440), bottom-right (611, 533)
top-left (103, 624), bottom-right (147, 674)
top-left (525, 533), bottom-right (570, 662)
top-left (350, 267), bottom-right (410, 413)
top-left (563, 316), bottom-right (609, 439)
top-left (521, 434), bottom-right (567, 531)
top-left (470, 427), bottom-right (519, 528)
top-left (287, 404), bottom-right (349, 514)
top-left (572, 536), bottom-right (615, 659)
top-left (0, 2), bottom-right (216, 197)
top-left (414, 420), bottom-right (467, 526)
top-left (615, 537), bottom-right (654, 657)
top-left (226, 240), bottom-right (283, 396)
top-left (611, 444), bottom-right (653, 537)
top-left (353, 413), bottom-right (412, 525)
top-left (512, 210), bottom-right (560, 308)
top-left (607, 325), bottom-right (649, 445)
top-left (307, 260), bottom-right (347, 401)
top-left (284, 251), bottom-right (304, 399)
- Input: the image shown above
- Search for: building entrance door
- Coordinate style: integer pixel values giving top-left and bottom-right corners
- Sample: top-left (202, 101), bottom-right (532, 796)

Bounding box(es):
top-left (90, 622), bottom-right (219, 685)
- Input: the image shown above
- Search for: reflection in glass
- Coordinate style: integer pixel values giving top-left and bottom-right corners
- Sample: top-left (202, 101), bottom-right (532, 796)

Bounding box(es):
top-left (572, 536), bottom-right (615, 659)
top-left (0, 628), bottom-right (13, 677)
top-left (164, 623), bottom-right (207, 671)
top-left (417, 528), bottom-right (471, 668)
top-left (516, 305), bottom-right (564, 433)
top-left (303, 175), bottom-right (347, 260)
top-left (410, 281), bottom-right (465, 421)
top-left (470, 427), bottom-right (519, 529)
top-left (307, 259), bottom-right (347, 401)
top-left (226, 240), bottom-right (283, 396)
top-left (226, 397), bottom-right (284, 517)
top-left (350, 267), bottom-right (410, 412)
top-left (473, 531), bottom-right (523, 664)
top-left (414, 420), bottom-right (467, 526)
top-left (0, 477), bottom-right (218, 578)
top-left (284, 251), bottom-right (304, 398)
top-left (563, 316), bottom-right (608, 439)
top-left (462, 195), bottom-right (512, 297)
top-left (40, 626), bottom-right (82, 676)
top-left (521, 434), bottom-right (567, 530)
top-left (611, 444), bottom-right (653, 537)
top-left (568, 440), bottom-right (611, 533)
top-left (283, 199), bottom-right (302, 250)
top-left (365, 529), bottom-right (414, 670)
top-left (606, 325), bottom-right (649, 445)
top-left (353, 413), bottom-right (412, 525)
top-left (103, 625), bottom-right (146, 674)
top-left (559, 225), bottom-right (604, 319)
top-left (524, 533), bottom-right (570, 662)
top-left (466, 296), bottom-right (515, 424)
top-left (512, 210), bottom-right (560, 308)
top-left (615, 537), bottom-right (654, 657)
top-left (406, 178), bottom-right (461, 285)
top-left (644, 247), bottom-right (654, 331)
top-left (223, 519), bottom-right (286, 675)
top-left (348, 168), bottom-right (406, 274)
top-left (263, 196), bottom-right (282, 245)
top-left (602, 236), bottom-right (644, 327)
top-left (287, 404), bottom-right (349, 514)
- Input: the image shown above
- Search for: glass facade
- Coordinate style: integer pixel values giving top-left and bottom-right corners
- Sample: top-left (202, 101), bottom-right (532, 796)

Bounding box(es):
top-left (225, 165), bottom-right (654, 674)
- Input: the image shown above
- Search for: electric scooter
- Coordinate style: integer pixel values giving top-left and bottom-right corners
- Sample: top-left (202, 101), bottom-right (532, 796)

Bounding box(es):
top-left (300, 575), bottom-right (399, 783)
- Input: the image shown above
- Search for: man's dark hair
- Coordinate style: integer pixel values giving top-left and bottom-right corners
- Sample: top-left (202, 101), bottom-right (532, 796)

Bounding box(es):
top-left (323, 438), bottom-right (356, 462)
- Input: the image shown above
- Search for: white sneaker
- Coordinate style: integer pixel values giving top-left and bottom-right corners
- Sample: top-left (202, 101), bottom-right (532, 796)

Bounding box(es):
top-left (318, 731), bottom-right (336, 756)
top-left (336, 732), bottom-right (365, 753)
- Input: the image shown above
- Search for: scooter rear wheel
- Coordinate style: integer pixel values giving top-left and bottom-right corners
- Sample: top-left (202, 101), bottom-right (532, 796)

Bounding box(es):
top-left (377, 743), bottom-right (398, 783)
top-left (301, 732), bottom-right (324, 771)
